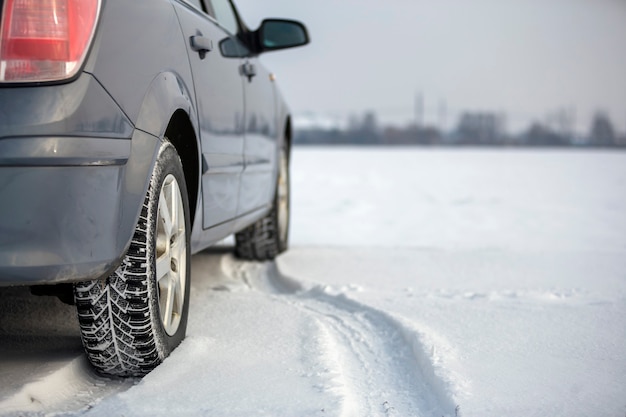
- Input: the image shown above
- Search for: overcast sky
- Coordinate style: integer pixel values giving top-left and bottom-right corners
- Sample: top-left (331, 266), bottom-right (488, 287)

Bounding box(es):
top-left (236, 0), bottom-right (626, 133)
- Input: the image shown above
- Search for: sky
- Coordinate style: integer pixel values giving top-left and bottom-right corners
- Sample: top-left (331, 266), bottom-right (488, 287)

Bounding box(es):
top-left (235, 0), bottom-right (626, 134)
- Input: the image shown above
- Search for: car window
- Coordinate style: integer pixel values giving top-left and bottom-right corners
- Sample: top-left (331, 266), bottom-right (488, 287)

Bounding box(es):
top-left (183, 0), bottom-right (204, 11)
top-left (210, 0), bottom-right (240, 34)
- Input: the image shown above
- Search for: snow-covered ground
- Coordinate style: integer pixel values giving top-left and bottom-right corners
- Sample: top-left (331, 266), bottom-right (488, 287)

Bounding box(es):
top-left (1, 148), bottom-right (625, 416)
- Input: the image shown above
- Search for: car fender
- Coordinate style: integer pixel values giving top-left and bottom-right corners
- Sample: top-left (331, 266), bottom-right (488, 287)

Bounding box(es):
top-left (116, 71), bottom-right (201, 267)
top-left (274, 86), bottom-right (292, 154)
top-left (134, 71), bottom-right (198, 141)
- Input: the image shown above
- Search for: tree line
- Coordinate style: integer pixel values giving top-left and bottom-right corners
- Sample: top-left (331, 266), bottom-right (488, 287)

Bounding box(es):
top-left (294, 111), bottom-right (626, 147)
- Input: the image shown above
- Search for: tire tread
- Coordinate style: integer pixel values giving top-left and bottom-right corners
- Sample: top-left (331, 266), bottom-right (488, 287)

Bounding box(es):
top-left (75, 197), bottom-right (159, 377)
top-left (235, 216), bottom-right (280, 261)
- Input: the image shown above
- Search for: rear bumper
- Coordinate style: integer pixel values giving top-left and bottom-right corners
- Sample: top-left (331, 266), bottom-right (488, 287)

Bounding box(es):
top-left (0, 73), bottom-right (159, 286)
top-left (0, 138), bottom-right (130, 285)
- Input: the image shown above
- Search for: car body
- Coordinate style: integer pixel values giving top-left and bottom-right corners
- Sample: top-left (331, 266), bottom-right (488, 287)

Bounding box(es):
top-left (0, 0), bottom-right (308, 376)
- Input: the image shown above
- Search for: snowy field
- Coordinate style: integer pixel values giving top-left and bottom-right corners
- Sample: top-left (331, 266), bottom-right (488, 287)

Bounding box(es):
top-left (1, 147), bottom-right (625, 416)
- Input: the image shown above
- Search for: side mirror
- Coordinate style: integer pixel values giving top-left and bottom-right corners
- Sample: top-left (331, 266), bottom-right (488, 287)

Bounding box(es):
top-left (257, 19), bottom-right (309, 52)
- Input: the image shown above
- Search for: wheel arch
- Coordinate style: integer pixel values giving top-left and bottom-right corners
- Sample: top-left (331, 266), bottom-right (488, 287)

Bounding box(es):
top-left (283, 115), bottom-right (293, 154)
top-left (113, 71), bottom-right (201, 271)
top-left (133, 71), bottom-right (201, 227)
top-left (133, 71), bottom-right (197, 142)
top-left (164, 110), bottom-right (200, 227)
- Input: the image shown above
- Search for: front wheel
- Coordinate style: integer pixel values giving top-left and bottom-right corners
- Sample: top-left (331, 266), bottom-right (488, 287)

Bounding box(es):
top-left (235, 144), bottom-right (290, 261)
top-left (74, 140), bottom-right (191, 377)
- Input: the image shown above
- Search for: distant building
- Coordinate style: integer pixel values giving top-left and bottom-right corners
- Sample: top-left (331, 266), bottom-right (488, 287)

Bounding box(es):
top-left (523, 122), bottom-right (570, 146)
top-left (453, 112), bottom-right (505, 145)
top-left (588, 112), bottom-right (617, 147)
top-left (382, 125), bottom-right (442, 145)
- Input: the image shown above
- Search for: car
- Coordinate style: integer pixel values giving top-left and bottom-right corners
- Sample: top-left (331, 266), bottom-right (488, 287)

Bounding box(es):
top-left (0, 0), bottom-right (308, 376)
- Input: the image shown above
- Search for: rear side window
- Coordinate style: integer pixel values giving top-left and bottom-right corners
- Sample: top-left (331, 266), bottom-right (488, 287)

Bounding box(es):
top-left (185, 0), bottom-right (204, 11)
top-left (210, 0), bottom-right (239, 34)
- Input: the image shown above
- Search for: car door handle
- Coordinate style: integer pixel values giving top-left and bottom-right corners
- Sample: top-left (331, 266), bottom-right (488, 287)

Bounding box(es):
top-left (241, 62), bottom-right (256, 82)
top-left (190, 35), bottom-right (213, 59)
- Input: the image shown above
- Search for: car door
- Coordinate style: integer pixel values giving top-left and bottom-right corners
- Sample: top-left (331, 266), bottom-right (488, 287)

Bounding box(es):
top-left (238, 54), bottom-right (279, 217)
top-left (172, 0), bottom-right (245, 229)
top-left (207, 0), bottom-right (278, 218)
top-left (215, 0), bottom-right (278, 217)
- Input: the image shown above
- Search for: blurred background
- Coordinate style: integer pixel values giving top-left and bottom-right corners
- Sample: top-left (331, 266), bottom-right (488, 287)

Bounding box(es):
top-left (237, 0), bottom-right (626, 147)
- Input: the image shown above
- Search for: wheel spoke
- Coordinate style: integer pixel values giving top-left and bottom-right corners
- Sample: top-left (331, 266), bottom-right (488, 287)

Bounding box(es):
top-left (163, 275), bottom-right (175, 330)
top-left (169, 181), bottom-right (180, 237)
top-left (159, 191), bottom-right (173, 243)
top-left (156, 253), bottom-right (170, 281)
top-left (172, 272), bottom-right (182, 320)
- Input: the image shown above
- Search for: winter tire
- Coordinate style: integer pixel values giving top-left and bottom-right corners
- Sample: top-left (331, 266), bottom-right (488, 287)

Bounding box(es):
top-left (74, 140), bottom-right (191, 377)
top-left (235, 143), bottom-right (290, 260)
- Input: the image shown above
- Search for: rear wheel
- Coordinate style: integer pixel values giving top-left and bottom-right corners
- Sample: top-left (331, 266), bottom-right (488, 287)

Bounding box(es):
top-left (74, 140), bottom-right (190, 377)
top-left (235, 143), bottom-right (290, 260)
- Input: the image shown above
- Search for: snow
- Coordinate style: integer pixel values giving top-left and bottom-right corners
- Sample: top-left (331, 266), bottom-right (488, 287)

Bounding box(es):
top-left (1, 147), bottom-right (625, 416)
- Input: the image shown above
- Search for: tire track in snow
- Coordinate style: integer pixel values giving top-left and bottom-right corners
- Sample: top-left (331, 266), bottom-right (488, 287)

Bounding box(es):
top-left (292, 291), bottom-right (443, 416)
top-left (224, 257), bottom-right (458, 417)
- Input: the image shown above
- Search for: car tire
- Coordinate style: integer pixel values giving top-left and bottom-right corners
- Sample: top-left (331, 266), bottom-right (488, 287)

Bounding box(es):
top-left (74, 140), bottom-right (191, 377)
top-left (235, 143), bottom-right (290, 261)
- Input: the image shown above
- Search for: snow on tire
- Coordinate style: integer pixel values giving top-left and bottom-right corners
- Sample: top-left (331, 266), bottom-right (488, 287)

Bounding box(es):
top-left (235, 144), bottom-right (290, 261)
top-left (74, 140), bottom-right (191, 377)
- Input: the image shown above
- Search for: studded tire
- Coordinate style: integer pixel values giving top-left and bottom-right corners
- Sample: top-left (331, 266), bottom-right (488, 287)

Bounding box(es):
top-left (235, 143), bottom-right (290, 261)
top-left (74, 140), bottom-right (191, 377)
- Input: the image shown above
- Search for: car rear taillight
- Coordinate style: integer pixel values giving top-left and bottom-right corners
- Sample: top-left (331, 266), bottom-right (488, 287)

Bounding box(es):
top-left (0, 0), bottom-right (100, 83)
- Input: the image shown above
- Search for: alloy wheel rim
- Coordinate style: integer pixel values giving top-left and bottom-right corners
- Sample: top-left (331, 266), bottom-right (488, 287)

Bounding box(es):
top-left (277, 149), bottom-right (289, 245)
top-left (155, 174), bottom-right (186, 336)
